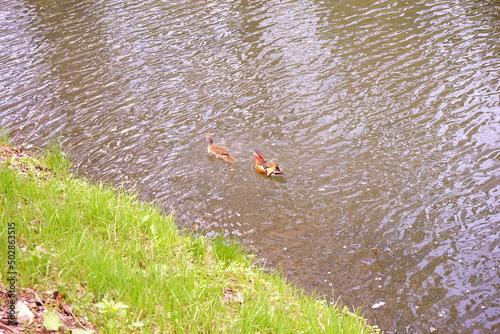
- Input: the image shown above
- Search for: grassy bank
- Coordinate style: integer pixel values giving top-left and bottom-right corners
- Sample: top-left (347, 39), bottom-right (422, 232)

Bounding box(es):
top-left (0, 137), bottom-right (379, 333)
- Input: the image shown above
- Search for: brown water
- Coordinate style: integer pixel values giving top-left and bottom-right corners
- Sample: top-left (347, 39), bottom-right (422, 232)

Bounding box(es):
top-left (1, 0), bottom-right (499, 332)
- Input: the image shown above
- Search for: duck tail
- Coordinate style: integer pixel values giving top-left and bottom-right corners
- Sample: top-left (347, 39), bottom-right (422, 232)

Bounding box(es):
top-left (223, 154), bottom-right (236, 163)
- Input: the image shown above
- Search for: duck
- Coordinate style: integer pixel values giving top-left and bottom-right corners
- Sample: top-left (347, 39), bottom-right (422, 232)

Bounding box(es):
top-left (252, 151), bottom-right (284, 176)
top-left (205, 133), bottom-right (236, 163)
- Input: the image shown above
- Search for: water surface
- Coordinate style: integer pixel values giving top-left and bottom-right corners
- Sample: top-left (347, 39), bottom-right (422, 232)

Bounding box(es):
top-left (1, 0), bottom-right (499, 332)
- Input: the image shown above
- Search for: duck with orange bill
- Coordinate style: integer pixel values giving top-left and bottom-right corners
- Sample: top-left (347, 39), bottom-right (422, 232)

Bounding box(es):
top-left (252, 151), bottom-right (284, 176)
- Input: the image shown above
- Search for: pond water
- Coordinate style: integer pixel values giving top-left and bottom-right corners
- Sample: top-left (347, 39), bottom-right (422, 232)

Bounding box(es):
top-left (1, 0), bottom-right (499, 332)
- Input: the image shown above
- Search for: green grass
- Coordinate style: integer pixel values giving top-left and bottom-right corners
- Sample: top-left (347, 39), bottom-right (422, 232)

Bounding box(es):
top-left (0, 140), bottom-right (379, 333)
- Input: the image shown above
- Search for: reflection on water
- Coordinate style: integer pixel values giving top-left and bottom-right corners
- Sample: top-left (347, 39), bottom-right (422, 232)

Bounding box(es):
top-left (1, 0), bottom-right (499, 332)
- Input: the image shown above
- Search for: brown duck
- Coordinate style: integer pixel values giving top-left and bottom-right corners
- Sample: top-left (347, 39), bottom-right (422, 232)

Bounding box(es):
top-left (205, 133), bottom-right (236, 163)
top-left (252, 152), bottom-right (284, 176)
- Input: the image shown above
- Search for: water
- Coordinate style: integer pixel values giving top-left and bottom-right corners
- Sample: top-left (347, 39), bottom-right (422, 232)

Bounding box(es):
top-left (1, 0), bottom-right (499, 332)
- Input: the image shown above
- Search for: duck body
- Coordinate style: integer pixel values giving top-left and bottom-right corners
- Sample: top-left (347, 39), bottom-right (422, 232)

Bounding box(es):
top-left (252, 152), bottom-right (284, 176)
top-left (205, 134), bottom-right (236, 163)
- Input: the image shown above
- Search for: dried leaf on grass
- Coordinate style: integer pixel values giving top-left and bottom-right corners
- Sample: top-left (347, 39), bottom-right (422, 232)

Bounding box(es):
top-left (0, 283), bottom-right (99, 333)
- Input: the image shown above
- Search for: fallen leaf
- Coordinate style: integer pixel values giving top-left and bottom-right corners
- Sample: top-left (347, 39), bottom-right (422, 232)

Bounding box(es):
top-left (15, 301), bottom-right (34, 324)
top-left (72, 329), bottom-right (96, 334)
top-left (43, 311), bottom-right (62, 331)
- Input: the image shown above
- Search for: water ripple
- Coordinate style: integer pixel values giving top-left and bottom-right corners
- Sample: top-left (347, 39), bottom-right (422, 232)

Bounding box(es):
top-left (1, 0), bottom-right (499, 332)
